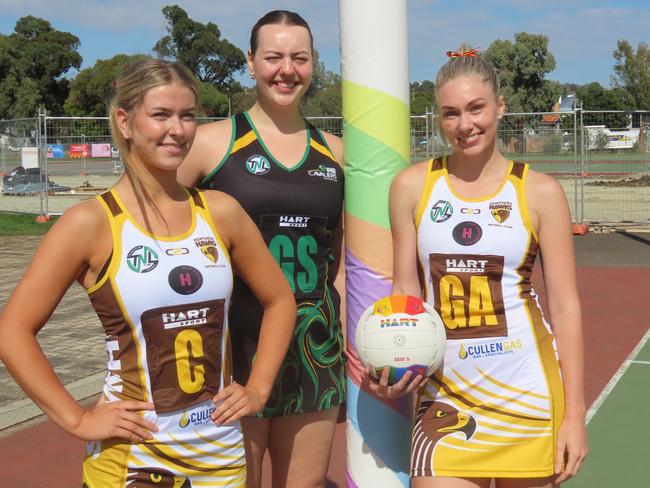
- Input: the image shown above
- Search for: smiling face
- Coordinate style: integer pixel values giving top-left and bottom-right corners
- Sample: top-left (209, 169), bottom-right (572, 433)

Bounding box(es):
top-left (248, 23), bottom-right (313, 109)
top-left (117, 83), bottom-right (197, 173)
top-left (437, 74), bottom-right (505, 158)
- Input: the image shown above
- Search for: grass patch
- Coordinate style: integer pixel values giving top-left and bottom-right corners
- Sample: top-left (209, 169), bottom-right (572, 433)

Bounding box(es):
top-left (0, 212), bottom-right (58, 235)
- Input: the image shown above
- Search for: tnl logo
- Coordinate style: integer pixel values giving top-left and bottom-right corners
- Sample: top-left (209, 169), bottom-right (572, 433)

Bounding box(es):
top-left (126, 245), bottom-right (159, 273)
top-left (246, 154), bottom-right (271, 175)
top-left (430, 200), bottom-right (453, 223)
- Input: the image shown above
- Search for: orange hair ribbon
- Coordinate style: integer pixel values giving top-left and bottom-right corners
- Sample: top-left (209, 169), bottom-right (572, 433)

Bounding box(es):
top-left (446, 48), bottom-right (480, 58)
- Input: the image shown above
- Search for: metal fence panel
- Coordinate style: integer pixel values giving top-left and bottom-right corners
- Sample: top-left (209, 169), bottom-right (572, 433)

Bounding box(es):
top-left (1, 111), bottom-right (649, 224)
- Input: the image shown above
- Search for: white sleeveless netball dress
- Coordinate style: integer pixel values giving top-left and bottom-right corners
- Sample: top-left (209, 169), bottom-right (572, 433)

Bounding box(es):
top-left (411, 157), bottom-right (564, 478)
top-left (82, 188), bottom-right (245, 487)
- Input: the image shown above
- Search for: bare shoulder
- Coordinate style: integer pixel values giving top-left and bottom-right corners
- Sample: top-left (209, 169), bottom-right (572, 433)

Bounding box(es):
top-left (179, 117), bottom-right (233, 186)
top-left (526, 169), bottom-right (567, 205)
top-left (320, 130), bottom-right (344, 165)
top-left (40, 197), bottom-right (109, 259)
top-left (392, 160), bottom-right (430, 193)
top-left (57, 197), bottom-right (107, 236)
top-left (201, 189), bottom-right (246, 245)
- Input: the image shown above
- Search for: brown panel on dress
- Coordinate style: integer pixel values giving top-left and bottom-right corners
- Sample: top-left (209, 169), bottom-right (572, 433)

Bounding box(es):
top-left (510, 162), bottom-right (526, 180)
top-left (140, 299), bottom-right (225, 413)
top-left (516, 239), bottom-right (539, 300)
top-left (429, 253), bottom-right (508, 339)
top-left (89, 280), bottom-right (146, 401)
top-left (187, 187), bottom-right (204, 209)
top-left (100, 191), bottom-right (123, 217)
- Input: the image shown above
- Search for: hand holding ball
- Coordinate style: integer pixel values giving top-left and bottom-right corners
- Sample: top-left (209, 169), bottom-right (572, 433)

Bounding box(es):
top-left (355, 295), bottom-right (446, 386)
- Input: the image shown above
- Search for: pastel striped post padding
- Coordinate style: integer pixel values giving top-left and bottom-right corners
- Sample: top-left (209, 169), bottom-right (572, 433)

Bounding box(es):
top-left (339, 1), bottom-right (411, 486)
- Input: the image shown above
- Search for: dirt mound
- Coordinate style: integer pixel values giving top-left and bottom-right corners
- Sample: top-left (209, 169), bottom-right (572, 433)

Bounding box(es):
top-left (586, 174), bottom-right (650, 187)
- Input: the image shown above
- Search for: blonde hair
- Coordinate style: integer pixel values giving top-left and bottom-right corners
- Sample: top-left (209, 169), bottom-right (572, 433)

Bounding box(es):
top-left (435, 52), bottom-right (500, 99)
top-left (108, 57), bottom-right (199, 199)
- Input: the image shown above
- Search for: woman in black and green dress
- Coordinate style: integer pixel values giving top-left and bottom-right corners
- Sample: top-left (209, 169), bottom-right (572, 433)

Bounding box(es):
top-left (178, 10), bottom-right (345, 488)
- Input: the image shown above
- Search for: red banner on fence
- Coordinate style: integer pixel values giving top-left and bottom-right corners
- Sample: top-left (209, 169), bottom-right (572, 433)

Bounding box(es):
top-left (70, 144), bottom-right (89, 158)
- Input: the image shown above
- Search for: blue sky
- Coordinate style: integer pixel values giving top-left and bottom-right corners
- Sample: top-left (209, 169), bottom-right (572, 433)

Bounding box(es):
top-left (1, 0), bottom-right (648, 87)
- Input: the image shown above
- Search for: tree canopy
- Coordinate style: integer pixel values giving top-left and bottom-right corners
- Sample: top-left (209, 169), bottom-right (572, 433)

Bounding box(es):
top-left (484, 33), bottom-right (561, 113)
top-left (611, 40), bottom-right (650, 110)
top-left (0, 16), bottom-right (81, 118)
top-left (64, 54), bottom-right (145, 116)
top-left (153, 5), bottom-right (246, 93)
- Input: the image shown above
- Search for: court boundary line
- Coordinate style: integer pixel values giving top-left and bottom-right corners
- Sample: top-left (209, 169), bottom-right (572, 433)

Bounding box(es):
top-left (586, 327), bottom-right (650, 424)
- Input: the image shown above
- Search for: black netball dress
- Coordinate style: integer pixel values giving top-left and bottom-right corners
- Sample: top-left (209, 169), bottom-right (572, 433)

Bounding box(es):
top-left (199, 112), bottom-right (345, 417)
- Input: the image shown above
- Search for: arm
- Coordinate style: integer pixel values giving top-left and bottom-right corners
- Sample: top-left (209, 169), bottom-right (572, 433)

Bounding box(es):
top-left (177, 118), bottom-right (232, 187)
top-left (391, 162), bottom-right (427, 296)
top-left (0, 202), bottom-right (156, 442)
top-left (527, 171), bottom-right (588, 483)
top-left (205, 192), bottom-right (296, 424)
top-left (363, 163), bottom-right (429, 398)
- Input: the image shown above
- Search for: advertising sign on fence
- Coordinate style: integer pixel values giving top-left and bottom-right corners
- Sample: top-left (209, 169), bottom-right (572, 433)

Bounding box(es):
top-left (47, 144), bottom-right (64, 159)
top-left (70, 144), bottom-right (89, 158)
top-left (91, 143), bottom-right (111, 158)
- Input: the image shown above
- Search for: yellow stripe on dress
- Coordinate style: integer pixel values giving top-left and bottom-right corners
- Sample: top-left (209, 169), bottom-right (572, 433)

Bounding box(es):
top-left (432, 374), bottom-right (550, 425)
top-left (231, 130), bottom-right (257, 154)
top-left (168, 432), bottom-right (243, 459)
top-left (310, 138), bottom-right (336, 160)
top-left (451, 368), bottom-right (550, 414)
top-left (475, 366), bottom-right (549, 400)
top-left (139, 442), bottom-right (245, 476)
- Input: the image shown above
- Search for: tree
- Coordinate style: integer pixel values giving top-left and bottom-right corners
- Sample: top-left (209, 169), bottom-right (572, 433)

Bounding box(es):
top-left (65, 54), bottom-right (146, 116)
top-left (575, 82), bottom-right (633, 129)
top-left (0, 16), bottom-right (81, 118)
top-left (484, 33), bottom-right (561, 113)
top-left (611, 40), bottom-right (650, 110)
top-left (153, 5), bottom-right (246, 93)
top-left (302, 50), bottom-right (341, 116)
top-left (410, 81), bottom-right (436, 115)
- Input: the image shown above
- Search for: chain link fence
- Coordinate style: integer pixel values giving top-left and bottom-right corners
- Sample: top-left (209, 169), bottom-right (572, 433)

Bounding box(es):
top-left (1, 110), bottom-right (649, 224)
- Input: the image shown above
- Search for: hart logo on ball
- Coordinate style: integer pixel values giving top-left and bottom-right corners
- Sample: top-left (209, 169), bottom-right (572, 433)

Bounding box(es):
top-left (356, 295), bottom-right (447, 385)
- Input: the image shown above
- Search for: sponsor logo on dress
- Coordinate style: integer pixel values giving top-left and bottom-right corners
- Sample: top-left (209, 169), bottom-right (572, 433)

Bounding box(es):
top-left (461, 207), bottom-right (481, 215)
top-left (452, 221), bottom-right (482, 246)
top-left (126, 245), bottom-right (159, 273)
top-left (279, 215), bottom-right (311, 228)
top-left (308, 164), bottom-right (338, 181)
top-left (165, 247), bottom-right (189, 256)
top-left (458, 339), bottom-right (523, 360)
top-left (179, 405), bottom-right (217, 428)
top-left (490, 201), bottom-right (512, 224)
top-left (162, 307), bottom-right (210, 329)
top-left (245, 154), bottom-right (271, 175)
top-left (194, 237), bottom-right (218, 263)
top-left (445, 257), bottom-right (488, 273)
top-left (168, 265), bottom-right (203, 295)
top-left (430, 200), bottom-right (453, 223)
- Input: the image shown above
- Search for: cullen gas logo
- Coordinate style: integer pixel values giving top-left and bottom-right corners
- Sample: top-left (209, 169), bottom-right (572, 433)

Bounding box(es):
top-left (179, 405), bottom-right (216, 428)
top-left (459, 339), bottom-right (522, 359)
